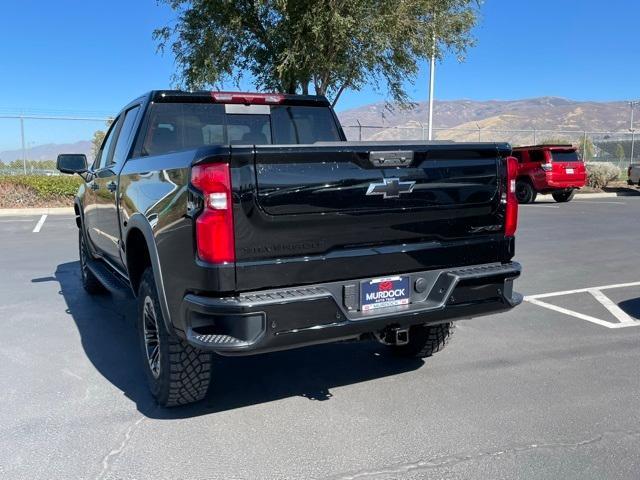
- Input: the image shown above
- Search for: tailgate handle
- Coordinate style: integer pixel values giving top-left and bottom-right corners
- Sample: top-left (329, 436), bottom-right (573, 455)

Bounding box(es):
top-left (369, 150), bottom-right (414, 167)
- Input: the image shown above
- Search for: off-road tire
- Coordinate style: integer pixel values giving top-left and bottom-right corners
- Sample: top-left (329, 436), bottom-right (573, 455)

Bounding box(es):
top-left (390, 322), bottom-right (453, 359)
top-left (137, 268), bottom-right (212, 407)
top-left (552, 189), bottom-right (576, 203)
top-left (515, 180), bottom-right (536, 204)
top-left (79, 230), bottom-right (104, 294)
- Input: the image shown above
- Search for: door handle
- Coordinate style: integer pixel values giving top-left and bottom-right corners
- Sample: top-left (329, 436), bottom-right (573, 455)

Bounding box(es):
top-left (89, 182), bottom-right (99, 190)
top-left (106, 181), bottom-right (117, 192)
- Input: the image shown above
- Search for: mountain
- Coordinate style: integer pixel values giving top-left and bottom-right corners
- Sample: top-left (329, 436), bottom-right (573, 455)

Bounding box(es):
top-left (0, 98), bottom-right (633, 162)
top-left (336, 97), bottom-right (633, 144)
top-left (0, 141), bottom-right (93, 164)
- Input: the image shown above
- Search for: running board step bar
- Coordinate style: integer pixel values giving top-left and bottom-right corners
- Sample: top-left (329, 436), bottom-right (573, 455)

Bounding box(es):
top-left (86, 259), bottom-right (133, 299)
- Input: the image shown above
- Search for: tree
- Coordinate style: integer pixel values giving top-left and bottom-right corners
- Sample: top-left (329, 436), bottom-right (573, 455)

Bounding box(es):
top-left (91, 119), bottom-right (113, 159)
top-left (614, 143), bottom-right (626, 162)
top-left (154, 0), bottom-right (480, 106)
top-left (577, 137), bottom-right (595, 161)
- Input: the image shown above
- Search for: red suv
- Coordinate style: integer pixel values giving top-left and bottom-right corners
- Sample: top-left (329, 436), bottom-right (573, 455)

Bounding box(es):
top-left (511, 144), bottom-right (587, 203)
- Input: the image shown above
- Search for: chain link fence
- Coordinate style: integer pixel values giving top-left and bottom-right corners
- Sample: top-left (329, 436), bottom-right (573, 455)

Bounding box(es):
top-left (0, 114), bottom-right (636, 176)
top-left (342, 124), bottom-right (638, 172)
top-left (0, 114), bottom-right (112, 176)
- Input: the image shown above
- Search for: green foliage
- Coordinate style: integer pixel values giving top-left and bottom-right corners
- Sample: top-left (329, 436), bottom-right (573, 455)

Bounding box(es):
top-left (0, 159), bottom-right (57, 171)
top-left (92, 119), bottom-right (114, 159)
top-left (92, 130), bottom-right (106, 158)
top-left (614, 143), bottom-right (626, 161)
top-left (155, 0), bottom-right (480, 106)
top-left (540, 138), bottom-right (569, 145)
top-left (585, 162), bottom-right (620, 189)
top-left (0, 175), bottom-right (82, 198)
top-left (32, 160), bottom-right (56, 170)
top-left (577, 137), bottom-right (595, 161)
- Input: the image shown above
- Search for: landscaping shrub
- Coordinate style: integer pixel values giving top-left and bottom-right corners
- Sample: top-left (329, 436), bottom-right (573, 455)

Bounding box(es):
top-left (0, 175), bottom-right (81, 197)
top-left (0, 175), bottom-right (81, 208)
top-left (585, 162), bottom-right (620, 189)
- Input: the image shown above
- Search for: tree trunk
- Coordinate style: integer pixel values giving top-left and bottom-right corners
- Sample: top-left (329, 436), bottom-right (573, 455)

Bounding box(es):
top-left (331, 81), bottom-right (349, 107)
top-left (286, 80), bottom-right (297, 94)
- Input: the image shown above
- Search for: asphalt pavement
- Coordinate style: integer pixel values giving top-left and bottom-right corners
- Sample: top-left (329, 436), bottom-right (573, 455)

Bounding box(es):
top-left (1, 198), bottom-right (640, 479)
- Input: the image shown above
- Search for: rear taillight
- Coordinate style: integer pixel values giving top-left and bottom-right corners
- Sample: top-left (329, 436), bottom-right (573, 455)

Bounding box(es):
top-left (191, 163), bottom-right (235, 264)
top-left (541, 163), bottom-right (552, 172)
top-left (505, 156), bottom-right (518, 237)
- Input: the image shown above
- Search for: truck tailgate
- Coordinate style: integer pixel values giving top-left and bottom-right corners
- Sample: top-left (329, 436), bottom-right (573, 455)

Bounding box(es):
top-left (231, 142), bottom-right (513, 291)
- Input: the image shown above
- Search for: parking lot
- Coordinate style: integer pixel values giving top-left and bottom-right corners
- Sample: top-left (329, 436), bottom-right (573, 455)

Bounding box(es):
top-left (2, 197), bottom-right (640, 479)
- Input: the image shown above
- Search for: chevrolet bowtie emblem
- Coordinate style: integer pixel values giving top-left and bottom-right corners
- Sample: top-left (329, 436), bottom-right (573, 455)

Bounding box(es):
top-left (366, 178), bottom-right (416, 199)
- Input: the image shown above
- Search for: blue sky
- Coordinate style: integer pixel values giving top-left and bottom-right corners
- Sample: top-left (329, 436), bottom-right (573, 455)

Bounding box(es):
top-left (0, 0), bottom-right (639, 150)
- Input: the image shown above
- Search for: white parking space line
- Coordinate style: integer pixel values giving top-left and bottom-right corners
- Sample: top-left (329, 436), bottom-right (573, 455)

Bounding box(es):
top-left (525, 281), bottom-right (640, 300)
top-left (521, 204), bottom-right (560, 208)
top-left (32, 214), bottom-right (48, 233)
top-left (525, 298), bottom-right (632, 329)
top-left (525, 282), bottom-right (640, 329)
top-left (588, 288), bottom-right (638, 325)
top-left (574, 200), bottom-right (627, 204)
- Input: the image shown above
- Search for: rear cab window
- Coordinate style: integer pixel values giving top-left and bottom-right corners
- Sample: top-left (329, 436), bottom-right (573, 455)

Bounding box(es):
top-left (140, 102), bottom-right (342, 157)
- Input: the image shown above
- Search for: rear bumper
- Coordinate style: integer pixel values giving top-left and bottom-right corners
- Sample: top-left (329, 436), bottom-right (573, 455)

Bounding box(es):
top-left (179, 262), bottom-right (522, 355)
top-left (545, 181), bottom-right (585, 189)
top-left (544, 174), bottom-right (587, 189)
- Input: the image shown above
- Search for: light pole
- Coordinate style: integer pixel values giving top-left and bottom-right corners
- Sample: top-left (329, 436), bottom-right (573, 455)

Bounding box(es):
top-left (630, 101), bottom-right (639, 165)
top-left (27, 141), bottom-right (36, 172)
top-left (427, 22), bottom-right (436, 141)
top-left (20, 116), bottom-right (26, 174)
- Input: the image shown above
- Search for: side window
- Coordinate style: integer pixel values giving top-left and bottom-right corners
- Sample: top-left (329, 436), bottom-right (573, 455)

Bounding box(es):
top-left (511, 151), bottom-right (523, 163)
top-left (94, 117), bottom-right (120, 170)
top-left (110, 106), bottom-right (141, 166)
top-left (141, 103), bottom-right (226, 157)
top-left (529, 150), bottom-right (545, 163)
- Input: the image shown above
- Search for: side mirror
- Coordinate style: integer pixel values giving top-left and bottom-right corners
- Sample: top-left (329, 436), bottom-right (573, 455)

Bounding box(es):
top-left (57, 154), bottom-right (87, 174)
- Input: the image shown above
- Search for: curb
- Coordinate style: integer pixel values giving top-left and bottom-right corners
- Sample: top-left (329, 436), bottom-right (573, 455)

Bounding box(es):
top-left (0, 207), bottom-right (75, 217)
top-left (537, 192), bottom-right (636, 201)
top-left (574, 193), bottom-right (617, 199)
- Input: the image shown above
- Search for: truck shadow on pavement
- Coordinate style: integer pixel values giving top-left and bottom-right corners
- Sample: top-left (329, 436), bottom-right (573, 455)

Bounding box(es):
top-left (618, 298), bottom-right (640, 320)
top-left (43, 261), bottom-right (423, 419)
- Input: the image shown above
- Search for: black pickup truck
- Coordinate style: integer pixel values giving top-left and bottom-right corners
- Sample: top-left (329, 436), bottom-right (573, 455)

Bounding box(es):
top-left (57, 91), bottom-right (522, 407)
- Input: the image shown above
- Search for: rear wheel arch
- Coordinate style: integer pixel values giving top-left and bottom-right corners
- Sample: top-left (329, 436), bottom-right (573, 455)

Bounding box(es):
top-left (125, 227), bottom-right (151, 295)
top-left (516, 175), bottom-right (538, 192)
top-left (516, 175), bottom-right (534, 186)
top-left (124, 214), bottom-right (176, 336)
top-left (74, 198), bottom-right (95, 256)
top-left (73, 202), bottom-right (81, 228)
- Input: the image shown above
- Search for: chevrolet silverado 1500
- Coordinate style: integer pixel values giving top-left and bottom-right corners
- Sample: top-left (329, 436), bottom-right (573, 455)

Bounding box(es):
top-left (57, 91), bottom-right (522, 407)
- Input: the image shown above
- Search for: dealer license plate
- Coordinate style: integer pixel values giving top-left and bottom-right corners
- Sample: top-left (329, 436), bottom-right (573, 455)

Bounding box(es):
top-left (361, 276), bottom-right (411, 312)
